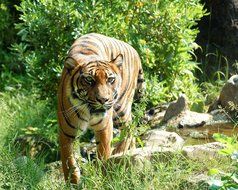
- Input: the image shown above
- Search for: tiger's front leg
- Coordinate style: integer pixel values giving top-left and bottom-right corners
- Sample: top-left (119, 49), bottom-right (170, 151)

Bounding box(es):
top-left (94, 116), bottom-right (113, 160)
top-left (59, 131), bottom-right (80, 184)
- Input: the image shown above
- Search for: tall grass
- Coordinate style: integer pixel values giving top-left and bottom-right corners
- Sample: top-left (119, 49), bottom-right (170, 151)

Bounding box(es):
top-left (0, 91), bottom-right (234, 190)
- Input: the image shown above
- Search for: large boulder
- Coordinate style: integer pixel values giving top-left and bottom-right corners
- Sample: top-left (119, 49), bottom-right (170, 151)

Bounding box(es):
top-left (209, 75), bottom-right (238, 113)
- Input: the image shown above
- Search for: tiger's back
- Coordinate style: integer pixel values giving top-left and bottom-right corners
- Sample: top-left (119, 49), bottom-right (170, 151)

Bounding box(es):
top-left (57, 33), bottom-right (144, 183)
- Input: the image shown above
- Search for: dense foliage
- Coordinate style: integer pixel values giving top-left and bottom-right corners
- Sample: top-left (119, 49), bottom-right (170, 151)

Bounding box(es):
top-left (12, 0), bottom-right (205, 103)
top-left (0, 0), bottom-right (19, 71)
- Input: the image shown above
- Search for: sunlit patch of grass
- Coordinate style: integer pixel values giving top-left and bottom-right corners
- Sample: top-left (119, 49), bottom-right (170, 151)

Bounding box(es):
top-left (38, 152), bottom-right (231, 190)
top-left (0, 91), bottom-right (58, 147)
top-left (0, 91), bottom-right (234, 190)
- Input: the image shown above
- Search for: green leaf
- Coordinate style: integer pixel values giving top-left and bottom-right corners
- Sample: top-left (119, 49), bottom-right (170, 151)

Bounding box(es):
top-left (208, 168), bottom-right (220, 176)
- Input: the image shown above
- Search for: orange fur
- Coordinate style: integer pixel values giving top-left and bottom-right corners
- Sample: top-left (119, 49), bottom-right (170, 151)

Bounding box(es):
top-left (57, 33), bottom-right (144, 183)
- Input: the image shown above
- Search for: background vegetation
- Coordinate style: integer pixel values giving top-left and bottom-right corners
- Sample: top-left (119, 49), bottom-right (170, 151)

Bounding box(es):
top-left (0, 0), bottom-right (236, 189)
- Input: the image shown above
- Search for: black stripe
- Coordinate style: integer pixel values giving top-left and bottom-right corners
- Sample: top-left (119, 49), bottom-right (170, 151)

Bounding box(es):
top-left (75, 108), bottom-right (88, 122)
top-left (110, 39), bottom-right (118, 58)
top-left (82, 48), bottom-right (99, 55)
top-left (90, 34), bottom-right (109, 56)
top-left (68, 44), bottom-right (80, 52)
top-left (59, 127), bottom-right (76, 139)
top-left (137, 79), bottom-right (145, 83)
top-left (72, 91), bottom-right (79, 99)
top-left (113, 91), bottom-right (118, 99)
top-left (62, 112), bottom-right (77, 129)
top-left (139, 69), bottom-right (143, 74)
top-left (60, 73), bottom-right (77, 129)
top-left (67, 98), bottom-right (88, 122)
top-left (117, 111), bottom-right (126, 117)
top-left (98, 61), bottom-right (108, 66)
top-left (76, 77), bottom-right (81, 89)
top-left (114, 104), bottom-right (121, 112)
top-left (70, 66), bottom-right (81, 93)
top-left (86, 64), bottom-right (97, 70)
top-left (117, 90), bottom-right (126, 102)
top-left (91, 119), bottom-right (103, 126)
top-left (81, 40), bottom-right (100, 49)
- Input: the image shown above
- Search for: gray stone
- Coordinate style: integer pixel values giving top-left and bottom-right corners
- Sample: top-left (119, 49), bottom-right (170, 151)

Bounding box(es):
top-left (179, 110), bottom-right (212, 128)
top-left (209, 75), bottom-right (238, 113)
top-left (219, 75), bottom-right (238, 109)
top-left (182, 142), bottom-right (226, 160)
top-left (142, 129), bottom-right (184, 150)
top-left (163, 94), bottom-right (188, 122)
top-left (111, 146), bottom-right (177, 160)
top-left (110, 131), bottom-right (185, 164)
top-left (165, 108), bottom-right (237, 139)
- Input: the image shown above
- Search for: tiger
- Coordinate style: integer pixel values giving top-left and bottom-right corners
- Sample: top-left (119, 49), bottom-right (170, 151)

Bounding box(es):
top-left (57, 33), bottom-right (144, 184)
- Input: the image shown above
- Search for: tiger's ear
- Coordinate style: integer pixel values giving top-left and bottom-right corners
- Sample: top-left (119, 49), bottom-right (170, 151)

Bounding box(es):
top-left (111, 54), bottom-right (123, 68)
top-left (64, 57), bottom-right (78, 70)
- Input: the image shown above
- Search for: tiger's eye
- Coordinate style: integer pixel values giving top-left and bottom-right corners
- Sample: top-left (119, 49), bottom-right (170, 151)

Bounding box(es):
top-left (84, 76), bottom-right (94, 85)
top-left (108, 77), bottom-right (115, 84)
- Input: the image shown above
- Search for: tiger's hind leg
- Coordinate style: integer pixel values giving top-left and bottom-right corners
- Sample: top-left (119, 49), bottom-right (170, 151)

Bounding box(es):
top-left (112, 134), bottom-right (135, 155)
top-left (112, 112), bottom-right (136, 155)
top-left (112, 67), bottom-right (145, 155)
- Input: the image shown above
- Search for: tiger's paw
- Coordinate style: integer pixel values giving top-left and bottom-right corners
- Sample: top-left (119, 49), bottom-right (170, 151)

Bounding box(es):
top-left (68, 169), bottom-right (81, 184)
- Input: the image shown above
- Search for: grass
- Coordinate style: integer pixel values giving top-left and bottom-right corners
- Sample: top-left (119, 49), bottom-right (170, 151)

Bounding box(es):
top-left (0, 90), bottom-right (235, 190)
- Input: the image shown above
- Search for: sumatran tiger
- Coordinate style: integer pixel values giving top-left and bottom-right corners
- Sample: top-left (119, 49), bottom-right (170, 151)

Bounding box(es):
top-left (57, 33), bottom-right (144, 184)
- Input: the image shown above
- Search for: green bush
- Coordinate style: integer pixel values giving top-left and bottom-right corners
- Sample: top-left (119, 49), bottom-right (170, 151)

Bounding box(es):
top-left (0, 0), bottom-right (20, 72)
top-left (15, 0), bottom-right (205, 103)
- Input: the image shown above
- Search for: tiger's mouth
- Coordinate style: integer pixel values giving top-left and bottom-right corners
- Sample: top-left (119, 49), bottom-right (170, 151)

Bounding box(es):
top-left (89, 103), bottom-right (113, 114)
top-left (90, 108), bottom-right (107, 114)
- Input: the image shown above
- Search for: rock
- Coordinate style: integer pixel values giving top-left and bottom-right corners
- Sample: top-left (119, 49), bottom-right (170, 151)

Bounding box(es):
top-left (209, 75), bottom-right (238, 113)
top-left (165, 108), bottom-right (237, 139)
top-left (219, 75), bottom-right (238, 110)
top-left (163, 94), bottom-right (188, 122)
top-left (189, 131), bottom-right (209, 139)
top-left (178, 111), bottom-right (212, 128)
top-left (142, 129), bottom-right (184, 150)
top-left (111, 146), bottom-right (177, 161)
top-left (110, 130), bottom-right (184, 165)
top-left (111, 142), bottom-right (226, 162)
top-left (182, 142), bottom-right (226, 160)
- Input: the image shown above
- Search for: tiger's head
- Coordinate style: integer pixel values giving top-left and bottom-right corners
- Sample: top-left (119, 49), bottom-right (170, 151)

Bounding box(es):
top-left (65, 54), bottom-right (123, 115)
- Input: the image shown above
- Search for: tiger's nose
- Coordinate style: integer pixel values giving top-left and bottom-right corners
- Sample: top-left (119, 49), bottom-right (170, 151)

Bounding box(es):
top-left (96, 96), bottom-right (109, 104)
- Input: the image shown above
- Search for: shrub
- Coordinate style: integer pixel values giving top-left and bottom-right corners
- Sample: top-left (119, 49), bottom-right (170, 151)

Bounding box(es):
top-left (0, 0), bottom-right (20, 72)
top-left (15, 0), bottom-right (205, 103)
